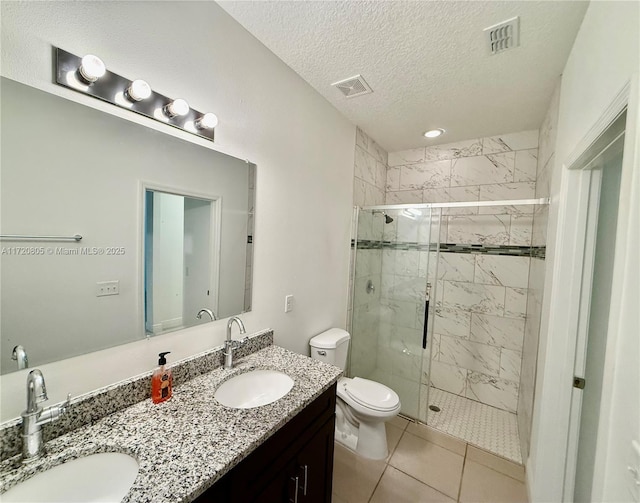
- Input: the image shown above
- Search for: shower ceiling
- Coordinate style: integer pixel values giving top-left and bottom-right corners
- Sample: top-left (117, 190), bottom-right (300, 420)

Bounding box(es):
top-left (218, 1), bottom-right (588, 152)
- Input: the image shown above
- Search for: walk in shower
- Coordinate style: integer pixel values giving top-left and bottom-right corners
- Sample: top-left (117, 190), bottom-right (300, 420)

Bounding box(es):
top-left (349, 198), bottom-right (548, 463)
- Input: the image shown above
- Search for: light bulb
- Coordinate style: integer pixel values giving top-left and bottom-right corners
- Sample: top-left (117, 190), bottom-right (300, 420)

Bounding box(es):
top-left (195, 113), bottom-right (218, 130)
top-left (164, 98), bottom-right (189, 118)
top-left (78, 54), bottom-right (106, 83)
top-left (423, 128), bottom-right (445, 138)
top-left (126, 79), bottom-right (152, 102)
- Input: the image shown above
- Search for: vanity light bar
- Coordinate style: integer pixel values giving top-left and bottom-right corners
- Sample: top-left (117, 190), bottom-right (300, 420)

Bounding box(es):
top-left (54, 47), bottom-right (216, 142)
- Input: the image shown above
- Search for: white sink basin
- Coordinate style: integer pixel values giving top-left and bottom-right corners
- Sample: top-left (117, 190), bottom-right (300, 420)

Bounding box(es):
top-left (215, 369), bottom-right (294, 409)
top-left (2, 452), bottom-right (139, 502)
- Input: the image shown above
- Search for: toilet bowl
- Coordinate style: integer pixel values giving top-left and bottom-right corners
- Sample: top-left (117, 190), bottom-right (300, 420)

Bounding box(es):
top-left (309, 329), bottom-right (401, 460)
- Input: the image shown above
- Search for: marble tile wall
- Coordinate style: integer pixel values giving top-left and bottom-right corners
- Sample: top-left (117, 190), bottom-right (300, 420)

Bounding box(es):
top-left (387, 130), bottom-right (539, 248)
top-left (353, 127), bottom-right (388, 207)
top-left (517, 79), bottom-right (560, 461)
top-left (349, 128), bottom-right (389, 377)
top-left (427, 252), bottom-right (530, 413)
top-left (385, 130), bottom-right (540, 415)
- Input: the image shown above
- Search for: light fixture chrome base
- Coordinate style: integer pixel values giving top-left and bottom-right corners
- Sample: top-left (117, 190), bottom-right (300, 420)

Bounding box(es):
top-left (54, 47), bottom-right (214, 142)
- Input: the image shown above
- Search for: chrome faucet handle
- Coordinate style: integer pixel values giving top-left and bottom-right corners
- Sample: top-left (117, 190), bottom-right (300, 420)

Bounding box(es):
top-left (37, 393), bottom-right (71, 426)
top-left (61, 393), bottom-right (72, 413)
top-left (232, 336), bottom-right (249, 349)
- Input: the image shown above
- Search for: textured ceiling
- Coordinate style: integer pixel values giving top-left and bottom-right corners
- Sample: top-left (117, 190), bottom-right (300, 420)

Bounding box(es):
top-left (218, 1), bottom-right (588, 152)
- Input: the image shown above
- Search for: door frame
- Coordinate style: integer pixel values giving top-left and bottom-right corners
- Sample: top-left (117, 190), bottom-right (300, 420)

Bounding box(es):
top-left (530, 75), bottom-right (638, 501)
top-left (562, 117), bottom-right (626, 501)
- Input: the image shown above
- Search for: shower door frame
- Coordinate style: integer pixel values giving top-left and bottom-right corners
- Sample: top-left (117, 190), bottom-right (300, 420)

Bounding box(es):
top-left (349, 204), bottom-right (439, 421)
top-left (354, 197), bottom-right (550, 425)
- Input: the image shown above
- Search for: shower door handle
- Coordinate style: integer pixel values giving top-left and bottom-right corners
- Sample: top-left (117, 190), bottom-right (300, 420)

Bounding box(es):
top-left (422, 283), bottom-right (431, 350)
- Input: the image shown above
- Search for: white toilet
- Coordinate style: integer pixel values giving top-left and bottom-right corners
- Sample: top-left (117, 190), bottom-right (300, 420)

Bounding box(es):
top-left (309, 328), bottom-right (401, 460)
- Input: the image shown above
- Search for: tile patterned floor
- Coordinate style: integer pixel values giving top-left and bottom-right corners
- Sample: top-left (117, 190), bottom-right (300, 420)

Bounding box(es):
top-left (426, 388), bottom-right (522, 463)
top-left (332, 417), bottom-right (528, 503)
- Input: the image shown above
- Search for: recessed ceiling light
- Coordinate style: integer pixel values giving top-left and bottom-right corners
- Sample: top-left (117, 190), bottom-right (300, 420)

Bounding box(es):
top-left (423, 128), bottom-right (445, 138)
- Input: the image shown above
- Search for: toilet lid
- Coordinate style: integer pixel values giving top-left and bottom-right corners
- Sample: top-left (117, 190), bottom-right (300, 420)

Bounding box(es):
top-left (344, 378), bottom-right (400, 412)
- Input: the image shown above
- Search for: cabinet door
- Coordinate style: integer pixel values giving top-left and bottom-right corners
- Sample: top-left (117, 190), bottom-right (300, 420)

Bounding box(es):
top-left (294, 416), bottom-right (336, 503)
top-left (253, 459), bottom-right (298, 503)
top-left (194, 385), bottom-right (337, 503)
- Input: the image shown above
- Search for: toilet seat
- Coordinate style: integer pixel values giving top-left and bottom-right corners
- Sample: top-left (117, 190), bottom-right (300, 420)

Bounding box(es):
top-left (338, 377), bottom-right (400, 413)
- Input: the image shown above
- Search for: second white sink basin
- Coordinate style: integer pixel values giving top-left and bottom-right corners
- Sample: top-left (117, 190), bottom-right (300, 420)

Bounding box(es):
top-left (215, 369), bottom-right (294, 409)
top-left (2, 452), bottom-right (139, 502)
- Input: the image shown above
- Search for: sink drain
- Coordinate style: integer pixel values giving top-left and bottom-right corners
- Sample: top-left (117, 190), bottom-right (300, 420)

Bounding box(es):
top-left (428, 405), bottom-right (441, 412)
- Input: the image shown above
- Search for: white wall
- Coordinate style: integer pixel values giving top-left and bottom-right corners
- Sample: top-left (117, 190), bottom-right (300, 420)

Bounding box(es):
top-left (529, 1), bottom-right (640, 500)
top-left (183, 199), bottom-right (215, 323)
top-left (0, 1), bottom-right (355, 421)
top-left (152, 193), bottom-right (185, 332)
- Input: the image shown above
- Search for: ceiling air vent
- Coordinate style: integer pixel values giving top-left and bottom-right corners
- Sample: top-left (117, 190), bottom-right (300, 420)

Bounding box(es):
top-left (331, 75), bottom-right (372, 98)
top-left (484, 16), bottom-right (520, 55)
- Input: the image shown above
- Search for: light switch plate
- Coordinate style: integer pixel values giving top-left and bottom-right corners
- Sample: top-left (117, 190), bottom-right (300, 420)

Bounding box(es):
top-left (284, 295), bottom-right (294, 313)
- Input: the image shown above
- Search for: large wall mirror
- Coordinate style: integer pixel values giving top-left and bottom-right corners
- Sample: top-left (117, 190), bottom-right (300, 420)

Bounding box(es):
top-left (0, 77), bottom-right (255, 374)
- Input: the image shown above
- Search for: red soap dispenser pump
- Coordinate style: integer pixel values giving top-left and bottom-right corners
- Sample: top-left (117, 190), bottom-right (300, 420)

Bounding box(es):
top-left (151, 352), bottom-right (173, 404)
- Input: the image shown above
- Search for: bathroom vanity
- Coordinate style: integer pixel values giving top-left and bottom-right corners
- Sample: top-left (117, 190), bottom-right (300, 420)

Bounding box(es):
top-left (0, 334), bottom-right (342, 502)
top-left (197, 384), bottom-right (336, 502)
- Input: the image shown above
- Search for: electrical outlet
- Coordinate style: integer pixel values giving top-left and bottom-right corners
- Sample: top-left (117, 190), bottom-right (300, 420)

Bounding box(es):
top-left (96, 280), bottom-right (119, 297)
top-left (284, 295), bottom-right (294, 313)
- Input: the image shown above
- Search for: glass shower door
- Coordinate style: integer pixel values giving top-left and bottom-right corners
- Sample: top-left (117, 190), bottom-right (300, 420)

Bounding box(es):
top-left (350, 206), bottom-right (441, 421)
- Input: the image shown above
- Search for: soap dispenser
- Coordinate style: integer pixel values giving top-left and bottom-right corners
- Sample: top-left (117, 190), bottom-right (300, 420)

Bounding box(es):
top-left (151, 352), bottom-right (173, 404)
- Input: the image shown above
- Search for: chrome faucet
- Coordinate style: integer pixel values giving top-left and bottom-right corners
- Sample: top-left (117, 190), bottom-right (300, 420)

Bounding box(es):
top-left (12, 345), bottom-right (29, 370)
top-left (21, 369), bottom-right (70, 462)
top-left (196, 308), bottom-right (217, 321)
top-left (224, 316), bottom-right (248, 369)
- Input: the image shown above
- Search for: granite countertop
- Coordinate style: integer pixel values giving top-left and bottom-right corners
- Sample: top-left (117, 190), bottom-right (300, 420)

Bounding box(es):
top-left (0, 345), bottom-right (342, 502)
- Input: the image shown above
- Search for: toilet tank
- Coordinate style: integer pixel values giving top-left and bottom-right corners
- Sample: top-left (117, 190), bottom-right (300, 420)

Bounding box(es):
top-left (309, 328), bottom-right (350, 369)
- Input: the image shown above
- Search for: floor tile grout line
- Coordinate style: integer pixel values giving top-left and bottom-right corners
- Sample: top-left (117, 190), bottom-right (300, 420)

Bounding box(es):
top-left (458, 442), bottom-right (469, 502)
top-left (388, 428), bottom-right (469, 502)
top-left (465, 443), bottom-right (525, 466)
top-left (464, 455), bottom-right (527, 484)
top-left (401, 428), bottom-right (467, 458)
top-left (367, 464), bottom-right (388, 503)
top-left (388, 463), bottom-right (459, 502)
top-left (406, 422), bottom-right (468, 456)
top-left (387, 427), bottom-right (404, 461)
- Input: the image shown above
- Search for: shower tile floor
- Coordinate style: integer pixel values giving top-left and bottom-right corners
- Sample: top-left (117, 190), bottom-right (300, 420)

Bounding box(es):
top-left (425, 388), bottom-right (522, 464)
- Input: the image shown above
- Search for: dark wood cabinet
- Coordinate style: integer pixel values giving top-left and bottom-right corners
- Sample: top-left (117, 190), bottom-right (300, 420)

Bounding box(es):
top-left (195, 383), bottom-right (336, 503)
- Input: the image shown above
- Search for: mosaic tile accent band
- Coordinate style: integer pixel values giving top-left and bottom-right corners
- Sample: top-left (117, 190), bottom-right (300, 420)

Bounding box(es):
top-left (352, 239), bottom-right (546, 259)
